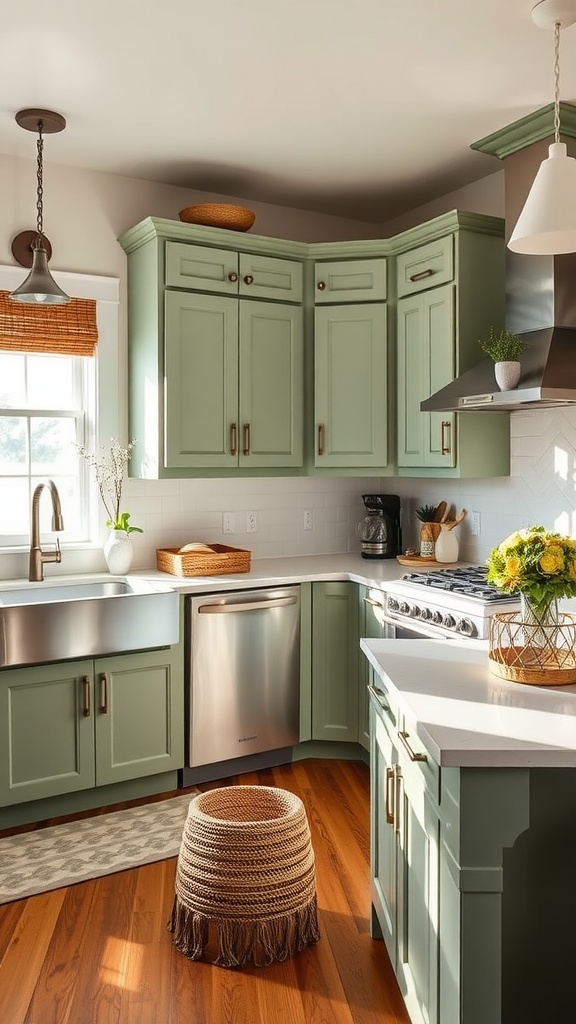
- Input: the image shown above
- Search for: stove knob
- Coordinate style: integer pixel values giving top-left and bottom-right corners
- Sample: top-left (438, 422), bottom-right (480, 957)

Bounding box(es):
top-left (457, 618), bottom-right (477, 637)
top-left (420, 607), bottom-right (431, 621)
top-left (432, 610), bottom-right (443, 625)
top-left (399, 602), bottom-right (410, 615)
top-left (388, 597), bottom-right (399, 613)
top-left (408, 605), bottom-right (421, 618)
top-left (443, 613), bottom-right (456, 629)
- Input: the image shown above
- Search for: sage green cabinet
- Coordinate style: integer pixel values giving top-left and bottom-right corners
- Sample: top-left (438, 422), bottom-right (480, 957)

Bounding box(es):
top-left (165, 291), bottom-right (303, 469)
top-left (394, 215), bottom-right (510, 478)
top-left (0, 646), bottom-right (184, 806)
top-left (311, 581), bottom-right (360, 742)
top-left (314, 303), bottom-right (388, 468)
top-left (166, 242), bottom-right (303, 302)
top-left (358, 585), bottom-right (389, 751)
top-left (314, 257), bottom-right (387, 303)
top-left (370, 691), bottom-right (440, 1024)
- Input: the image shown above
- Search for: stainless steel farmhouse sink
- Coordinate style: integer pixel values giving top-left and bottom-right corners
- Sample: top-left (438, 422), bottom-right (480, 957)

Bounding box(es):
top-left (0, 577), bottom-right (179, 668)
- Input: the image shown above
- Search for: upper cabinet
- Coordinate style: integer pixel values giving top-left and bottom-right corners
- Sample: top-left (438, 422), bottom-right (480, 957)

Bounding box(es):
top-left (119, 218), bottom-right (306, 478)
top-left (392, 213), bottom-right (510, 478)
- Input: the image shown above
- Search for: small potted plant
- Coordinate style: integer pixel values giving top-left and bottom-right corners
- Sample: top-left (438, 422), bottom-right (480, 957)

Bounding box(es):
top-left (479, 327), bottom-right (527, 391)
top-left (415, 504), bottom-right (440, 560)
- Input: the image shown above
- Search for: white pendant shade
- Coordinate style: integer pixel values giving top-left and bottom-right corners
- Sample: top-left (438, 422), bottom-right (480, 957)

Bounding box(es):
top-left (508, 142), bottom-right (576, 254)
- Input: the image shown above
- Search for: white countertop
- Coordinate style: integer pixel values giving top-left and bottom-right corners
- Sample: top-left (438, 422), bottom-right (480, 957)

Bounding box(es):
top-left (361, 637), bottom-right (576, 769)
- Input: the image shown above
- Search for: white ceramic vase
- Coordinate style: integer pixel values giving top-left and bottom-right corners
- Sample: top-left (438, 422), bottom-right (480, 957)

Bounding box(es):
top-left (434, 524), bottom-right (459, 563)
top-left (494, 360), bottom-right (521, 391)
top-left (103, 529), bottom-right (134, 574)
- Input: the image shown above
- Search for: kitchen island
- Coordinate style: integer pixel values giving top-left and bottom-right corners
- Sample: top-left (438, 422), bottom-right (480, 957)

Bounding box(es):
top-left (361, 636), bottom-right (576, 1024)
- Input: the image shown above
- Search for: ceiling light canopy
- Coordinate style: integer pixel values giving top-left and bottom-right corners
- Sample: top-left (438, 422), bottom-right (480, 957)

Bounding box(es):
top-left (508, 0), bottom-right (576, 255)
top-left (10, 108), bottom-right (70, 305)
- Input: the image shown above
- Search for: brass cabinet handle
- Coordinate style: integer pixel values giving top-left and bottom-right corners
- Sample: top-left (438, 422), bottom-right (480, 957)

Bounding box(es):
top-left (317, 423), bottom-right (325, 456)
top-left (317, 280), bottom-right (326, 291)
top-left (228, 272), bottom-right (238, 282)
top-left (441, 420), bottom-right (451, 455)
top-left (409, 268), bottom-right (434, 282)
top-left (394, 765), bottom-right (402, 835)
top-left (82, 675), bottom-right (91, 718)
top-left (243, 423), bottom-right (251, 456)
top-left (385, 766), bottom-right (395, 825)
top-left (230, 422), bottom-right (238, 456)
top-left (398, 730), bottom-right (427, 762)
top-left (100, 673), bottom-right (108, 714)
top-left (243, 274), bottom-right (254, 285)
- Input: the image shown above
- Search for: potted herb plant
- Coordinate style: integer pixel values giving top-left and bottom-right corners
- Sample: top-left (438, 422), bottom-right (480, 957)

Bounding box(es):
top-left (479, 327), bottom-right (527, 391)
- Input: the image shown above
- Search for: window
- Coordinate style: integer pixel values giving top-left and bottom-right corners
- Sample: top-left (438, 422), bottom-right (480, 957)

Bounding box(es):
top-left (0, 350), bottom-right (95, 545)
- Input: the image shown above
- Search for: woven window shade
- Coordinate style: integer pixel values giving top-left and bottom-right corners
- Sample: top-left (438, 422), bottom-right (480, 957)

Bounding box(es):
top-left (0, 290), bottom-right (98, 356)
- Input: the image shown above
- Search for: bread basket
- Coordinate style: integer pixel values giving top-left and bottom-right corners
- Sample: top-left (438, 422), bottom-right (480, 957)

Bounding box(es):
top-left (178, 204), bottom-right (256, 232)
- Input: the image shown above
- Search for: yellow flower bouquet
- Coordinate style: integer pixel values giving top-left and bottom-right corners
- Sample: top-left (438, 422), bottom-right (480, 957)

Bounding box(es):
top-left (486, 526), bottom-right (576, 612)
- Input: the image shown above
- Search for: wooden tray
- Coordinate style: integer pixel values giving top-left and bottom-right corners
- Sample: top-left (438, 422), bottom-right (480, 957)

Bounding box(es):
top-left (396, 554), bottom-right (459, 568)
top-left (156, 544), bottom-right (251, 577)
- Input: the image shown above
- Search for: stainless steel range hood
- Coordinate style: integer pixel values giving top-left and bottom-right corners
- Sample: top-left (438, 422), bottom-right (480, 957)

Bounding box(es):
top-left (422, 104), bottom-right (576, 414)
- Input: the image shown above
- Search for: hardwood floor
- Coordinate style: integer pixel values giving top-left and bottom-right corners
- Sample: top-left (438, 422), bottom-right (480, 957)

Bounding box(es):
top-left (0, 758), bottom-right (410, 1024)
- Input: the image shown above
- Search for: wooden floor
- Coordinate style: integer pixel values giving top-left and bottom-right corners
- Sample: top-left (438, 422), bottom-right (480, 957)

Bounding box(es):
top-left (0, 758), bottom-right (410, 1024)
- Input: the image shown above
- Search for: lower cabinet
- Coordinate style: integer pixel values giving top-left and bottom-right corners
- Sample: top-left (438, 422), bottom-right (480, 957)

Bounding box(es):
top-left (371, 691), bottom-right (440, 1024)
top-left (0, 646), bottom-right (184, 806)
top-left (311, 581), bottom-right (360, 742)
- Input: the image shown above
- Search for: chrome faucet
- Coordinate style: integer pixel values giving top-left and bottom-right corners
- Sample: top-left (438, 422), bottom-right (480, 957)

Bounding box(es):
top-left (29, 480), bottom-right (64, 582)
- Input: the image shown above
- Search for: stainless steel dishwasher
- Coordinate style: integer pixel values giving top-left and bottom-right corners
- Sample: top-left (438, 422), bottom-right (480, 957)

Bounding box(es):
top-left (186, 586), bottom-right (300, 770)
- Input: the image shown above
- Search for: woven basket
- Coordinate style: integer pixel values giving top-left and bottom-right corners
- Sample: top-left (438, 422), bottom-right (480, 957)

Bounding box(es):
top-left (156, 544), bottom-right (251, 577)
top-left (488, 610), bottom-right (576, 685)
top-left (170, 785), bottom-right (319, 968)
top-left (178, 204), bottom-right (256, 232)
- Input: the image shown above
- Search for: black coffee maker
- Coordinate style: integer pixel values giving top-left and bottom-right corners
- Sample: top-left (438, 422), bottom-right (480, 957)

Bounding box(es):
top-left (358, 494), bottom-right (402, 559)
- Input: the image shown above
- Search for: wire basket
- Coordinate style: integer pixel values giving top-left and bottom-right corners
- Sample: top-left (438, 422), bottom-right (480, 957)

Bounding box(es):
top-left (488, 609), bottom-right (576, 685)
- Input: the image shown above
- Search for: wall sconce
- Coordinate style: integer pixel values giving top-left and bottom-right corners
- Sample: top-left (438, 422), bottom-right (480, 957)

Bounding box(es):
top-left (508, 0), bottom-right (576, 255)
top-left (10, 108), bottom-right (70, 305)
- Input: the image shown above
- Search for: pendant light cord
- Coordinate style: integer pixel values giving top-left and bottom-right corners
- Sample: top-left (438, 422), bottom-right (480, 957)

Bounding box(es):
top-left (554, 20), bottom-right (561, 144)
top-left (36, 120), bottom-right (44, 238)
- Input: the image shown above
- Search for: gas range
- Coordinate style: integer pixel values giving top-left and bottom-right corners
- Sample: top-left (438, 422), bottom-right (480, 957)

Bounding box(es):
top-left (385, 565), bottom-right (520, 640)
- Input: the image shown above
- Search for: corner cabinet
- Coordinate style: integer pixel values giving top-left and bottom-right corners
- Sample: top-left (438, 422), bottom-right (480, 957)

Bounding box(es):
top-left (393, 213), bottom-right (510, 478)
top-left (0, 645), bottom-right (184, 806)
top-left (119, 218), bottom-right (306, 478)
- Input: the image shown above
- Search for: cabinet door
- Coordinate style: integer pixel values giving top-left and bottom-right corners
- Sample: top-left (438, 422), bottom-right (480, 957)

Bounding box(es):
top-left (315, 303), bottom-right (387, 468)
top-left (370, 701), bottom-right (399, 966)
top-left (0, 661), bottom-right (94, 806)
top-left (312, 582), bottom-right (359, 742)
top-left (239, 253), bottom-right (303, 303)
top-left (165, 242), bottom-right (239, 294)
top-left (396, 753), bottom-right (440, 1024)
top-left (164, 290), bottom-right (239, 468)
top-left (239, 300), bottom-right (304, 468)
top-left (94, 648), bottom-right (184, 787)
top-left (397, 285), bottom-right (455, 469)
top-left (314, 258), bottom-right (387, 303)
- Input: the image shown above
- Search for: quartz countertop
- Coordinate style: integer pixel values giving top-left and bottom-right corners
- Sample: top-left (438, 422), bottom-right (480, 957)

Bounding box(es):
top-left (361, 637), bottom-right (576, 768)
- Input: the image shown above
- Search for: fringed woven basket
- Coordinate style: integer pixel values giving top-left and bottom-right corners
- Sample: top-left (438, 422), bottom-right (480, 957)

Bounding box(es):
top-left (170, 785), bottom-right (320, 968)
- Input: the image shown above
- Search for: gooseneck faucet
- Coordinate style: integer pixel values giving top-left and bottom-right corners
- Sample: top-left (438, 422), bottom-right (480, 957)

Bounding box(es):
top-left (29, 480), bottom-right (64, 582)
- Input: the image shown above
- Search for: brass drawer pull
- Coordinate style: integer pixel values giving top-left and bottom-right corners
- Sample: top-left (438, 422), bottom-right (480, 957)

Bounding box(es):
top-left (409, 268), bottom-right (434, 282)
top-left (398, 730), bottom-right (427, 762)
top-left (317, 280), bottom-right (326, 291)
top-left (385, 766), bottom-right (395, 825)
top-left (317, 423), bottom-right (325, 456)
top-left (82, 675), bottom-right (91, 718)
top-left (230, 422), bottom-right (237, 456)
top-left (228, 272), bottom-right (238, 283)
top-left (243, 423), bottom-right (251, 456)
top-left (441, 420), bottom-right (451, 455)
top-left (243, 274), bottom-right (254, 285)
top-left (100, 673), bottom-right (108, 714)
top-left (394, 765), bottom-right (402, 835)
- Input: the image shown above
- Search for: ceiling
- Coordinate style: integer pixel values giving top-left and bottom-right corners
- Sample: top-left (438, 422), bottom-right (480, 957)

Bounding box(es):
top-left (2, 0), bottom-right (576, 224)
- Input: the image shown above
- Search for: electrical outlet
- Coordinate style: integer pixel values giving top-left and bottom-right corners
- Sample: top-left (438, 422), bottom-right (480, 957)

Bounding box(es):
top-left (303, 509), bottom-right (313, 531)
top-left (222, 512), bottom-right (235, 534)
top-left (246, 511), bottom-right (258, 533)
top-left (471, 511), bottom-right (481, 536)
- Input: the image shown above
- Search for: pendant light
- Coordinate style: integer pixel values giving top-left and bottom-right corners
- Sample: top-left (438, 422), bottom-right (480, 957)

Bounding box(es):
top-left (10, 108), bottom-right (70, 304)
top-left (508, 0), bottom-right (576, 255)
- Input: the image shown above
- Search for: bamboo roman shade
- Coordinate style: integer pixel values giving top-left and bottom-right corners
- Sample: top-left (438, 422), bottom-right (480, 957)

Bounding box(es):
top-left (0, 290), bottom-right (98, 356)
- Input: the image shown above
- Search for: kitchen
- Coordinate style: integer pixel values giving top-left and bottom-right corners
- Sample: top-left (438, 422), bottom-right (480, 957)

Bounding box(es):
top-left (3, 1), bottom-right (576, 1022)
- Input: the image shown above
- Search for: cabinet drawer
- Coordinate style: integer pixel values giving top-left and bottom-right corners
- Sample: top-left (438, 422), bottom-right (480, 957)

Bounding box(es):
top-left (165, 242), bottom-right (239, 293)
top-left (396, 236), bottom-right (454, 297)
top-left (240, 253), bottom-right (303, 303)
top-left (315, 258), bottom-right (387, 303)
top-left (396, 718), bottom-right (440, 806)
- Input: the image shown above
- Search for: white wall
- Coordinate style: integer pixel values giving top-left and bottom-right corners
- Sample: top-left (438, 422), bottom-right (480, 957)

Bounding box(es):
top-left (3, 153), bottom-right (576, 576)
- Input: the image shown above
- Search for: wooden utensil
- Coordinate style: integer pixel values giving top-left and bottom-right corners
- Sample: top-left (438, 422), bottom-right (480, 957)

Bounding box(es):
top-left (433, 501), bottom-right (448, 522)
top-left (444, 508), bottom-right (467, 531)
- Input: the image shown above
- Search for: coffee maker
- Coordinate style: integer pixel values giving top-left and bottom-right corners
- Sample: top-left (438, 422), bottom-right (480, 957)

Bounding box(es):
top-left (357, 494), bottom-right (402, 559)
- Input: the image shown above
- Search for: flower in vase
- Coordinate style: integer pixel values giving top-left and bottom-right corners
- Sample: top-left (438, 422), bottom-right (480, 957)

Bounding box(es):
top-left (486, 526), bottom-right (576, 609)
top-left (77, 438), bottom-right (143, 534)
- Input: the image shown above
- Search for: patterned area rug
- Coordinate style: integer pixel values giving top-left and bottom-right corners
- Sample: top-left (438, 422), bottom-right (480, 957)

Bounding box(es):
top-left (0, 793), bottom-right (197, 905)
